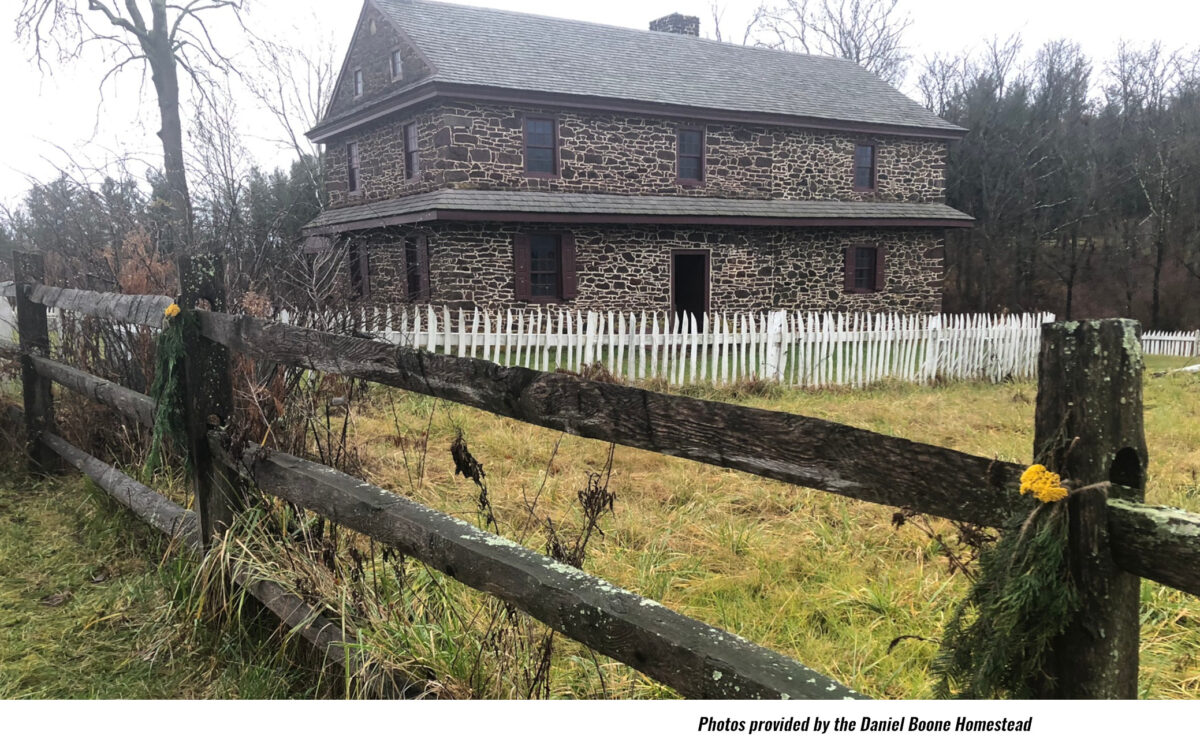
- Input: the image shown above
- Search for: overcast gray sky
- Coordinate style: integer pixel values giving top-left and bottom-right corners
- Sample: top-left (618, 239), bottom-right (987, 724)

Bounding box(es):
top-left (2, 0), bottom-right (1197, 207)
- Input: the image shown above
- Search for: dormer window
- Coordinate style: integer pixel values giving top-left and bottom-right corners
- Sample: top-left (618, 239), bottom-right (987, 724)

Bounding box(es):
top-left (390, 50), bottom-right (404, 81)
top-left (677, 127), bottom-right (704, 183)
top-left (524, 117), bottom-right (557, 176)
top-left (853, 144), bottom-right (876, 190)
top-left (353, 68), bottom-right (364, 98)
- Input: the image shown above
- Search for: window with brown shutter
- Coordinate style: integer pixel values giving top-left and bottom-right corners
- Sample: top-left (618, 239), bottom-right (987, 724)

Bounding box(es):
top-left (404, 235), bottom-right (429, 301)
top-left (844, 246), bottom-right (884, 293)
top-left (348, 239), bottom-right (369, 299)
top-left (513, 231), bottom-right (576, 302)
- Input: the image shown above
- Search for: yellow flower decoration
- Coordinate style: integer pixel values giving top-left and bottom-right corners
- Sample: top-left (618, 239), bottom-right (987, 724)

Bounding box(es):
top-left (1019, 464), bottom-right (1069, 503)
top-left (164, 303), bottom-right (181, 319)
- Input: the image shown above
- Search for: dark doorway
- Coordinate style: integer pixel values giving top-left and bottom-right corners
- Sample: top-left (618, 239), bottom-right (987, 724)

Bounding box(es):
top-left (672, 251), bottom-right (708, 320)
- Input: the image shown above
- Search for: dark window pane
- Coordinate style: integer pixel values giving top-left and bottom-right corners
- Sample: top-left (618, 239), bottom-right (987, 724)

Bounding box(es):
top-left (527, 147), bottom-right (555, 174)
top-left (854, 247), bottom-right (876, 290)
top-left (529, 234), bottom-right (560, 298)
top-left (854, 145), bottom-right (875, 189)
top-left (404, 123), bottom-right (418, 179)
top-left (347, 143), bottom-right (360, 193)
top-left (353, 69), bottom-right (363, 97)
top-left (526, 118), bottom-right (554, 147)
top-left (348, 243), bottom-right (368, 298)
top-left (678, 129), bottom-right (702, 156)
top-left (679, 155), bottom-right (702, 181)
top-left (404, 238), bottom-right (422, 300)
top-left (391, 51), bottom-right (403, 79)
top-left (525, 118), bottom-right (556, 174)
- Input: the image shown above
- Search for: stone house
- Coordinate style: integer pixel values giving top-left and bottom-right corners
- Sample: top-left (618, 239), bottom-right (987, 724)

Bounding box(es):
top-left (302, 0), bottom-right (972, 317)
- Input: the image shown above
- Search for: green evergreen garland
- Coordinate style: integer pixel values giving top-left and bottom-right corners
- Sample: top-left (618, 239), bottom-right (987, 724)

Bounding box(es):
top-left (931, 500), bottom-right (1080, 698)
top-left (146, 307), bottom-right (197, 475)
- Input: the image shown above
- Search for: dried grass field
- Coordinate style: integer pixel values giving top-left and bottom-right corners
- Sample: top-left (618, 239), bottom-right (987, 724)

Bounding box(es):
top-left (0, 354), bottom-right (1197, 698)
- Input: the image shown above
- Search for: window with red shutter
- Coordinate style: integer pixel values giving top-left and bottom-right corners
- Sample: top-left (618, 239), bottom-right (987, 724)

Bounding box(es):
top-left (513, 231), bottom-right (575, 302)
top-left (404, 235), bottom-right (430, 301)
top-left (844, 246), bottom-right (881, 293)
top-left (348, 240), bottom-right (369, 299)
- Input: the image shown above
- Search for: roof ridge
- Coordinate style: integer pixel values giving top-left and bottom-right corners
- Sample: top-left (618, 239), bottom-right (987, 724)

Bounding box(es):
top-left (374, 0), bottom-right (872, 67)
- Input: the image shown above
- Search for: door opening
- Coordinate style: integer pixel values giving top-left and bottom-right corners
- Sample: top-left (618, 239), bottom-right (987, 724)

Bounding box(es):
top-left (672, 251), bottom-right (708, 321)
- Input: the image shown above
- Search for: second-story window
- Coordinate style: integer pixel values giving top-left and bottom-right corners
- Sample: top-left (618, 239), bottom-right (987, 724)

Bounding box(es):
top-left (403, 122), bottom-right (419, 179)
top-left (347, 142), bottom-right (361, 193)
top-left (353, 68), bottom-right (364, 98)
top-left (390, 50), bottom-right (404, 81)
top-left (346, 142), bottom-right (361, 194)
top-left (524, 117), bottom-right (557, 176)
top-left (677, 128), bottom-right (704, 183)
top-left (853, 144), bottom-right (876, 190)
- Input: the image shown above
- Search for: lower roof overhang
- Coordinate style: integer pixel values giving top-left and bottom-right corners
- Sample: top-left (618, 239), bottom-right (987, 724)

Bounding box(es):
top-left (303, 190), bottom-right (975, 237)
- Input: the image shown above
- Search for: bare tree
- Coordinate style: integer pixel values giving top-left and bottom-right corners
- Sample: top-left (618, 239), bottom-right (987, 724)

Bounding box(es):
top-left (242, 32), bottom-right (337, 209)
top-left (757, 0), bottom-right (912, 85)
top-left (709, 1), bottom-right (770, 46)
top-left (16, 0), bottom-right (245, 254)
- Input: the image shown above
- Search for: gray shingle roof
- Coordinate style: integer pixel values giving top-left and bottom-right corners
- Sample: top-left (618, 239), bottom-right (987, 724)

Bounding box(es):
top-left (356, 0), bottom-right (961, 134)
top-left (304, 189), bottom-right (974, 231)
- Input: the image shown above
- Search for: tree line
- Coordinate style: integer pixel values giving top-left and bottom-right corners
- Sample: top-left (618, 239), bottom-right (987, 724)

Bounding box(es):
top-left (925, 37), bottom-right (1200, 329)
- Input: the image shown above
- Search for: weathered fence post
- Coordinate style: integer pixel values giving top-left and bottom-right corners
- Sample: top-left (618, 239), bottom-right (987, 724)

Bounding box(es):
top-left (1033, 319), bottom-right (1146, 698)
top-left (13, 251), bottom-right (59, 473)
top-left (178, 253), bottom-right (239, 550)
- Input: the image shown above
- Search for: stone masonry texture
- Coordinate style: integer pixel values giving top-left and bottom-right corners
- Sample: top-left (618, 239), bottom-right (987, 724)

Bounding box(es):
top-left (339, 223), bottom-right (943, 315)
top-left (327, 3), bottom-right (432, 120)
top-left (326, 101), bottom-right (949, 208)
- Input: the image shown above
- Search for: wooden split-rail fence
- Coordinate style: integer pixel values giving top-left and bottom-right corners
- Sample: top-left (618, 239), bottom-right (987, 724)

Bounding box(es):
top-left (279, 306), bottom-right (1056, 388)
top-left (2, 251), bottom-right (1199, 700)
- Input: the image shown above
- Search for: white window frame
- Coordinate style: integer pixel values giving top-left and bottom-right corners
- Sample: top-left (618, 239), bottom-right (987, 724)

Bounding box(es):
top-left (390, 50), bottom-right (404, 81)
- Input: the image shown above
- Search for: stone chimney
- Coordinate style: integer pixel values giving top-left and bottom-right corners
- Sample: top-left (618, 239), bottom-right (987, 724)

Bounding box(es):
top-left (649, 13), bottom-right (700, 36)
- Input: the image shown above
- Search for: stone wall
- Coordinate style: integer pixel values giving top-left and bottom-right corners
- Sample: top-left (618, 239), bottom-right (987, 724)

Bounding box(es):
top-left (325, 101), bottom-right (949, 209)
top-left (340, 222), bottom-right (943, 314)
top-left (326, 102), bottom-right (441, 206)
top-left (326, 3), bottom-right (431, 119)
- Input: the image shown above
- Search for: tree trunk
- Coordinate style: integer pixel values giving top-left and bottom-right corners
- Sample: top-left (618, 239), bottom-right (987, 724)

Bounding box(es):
top-left (145, 1), bottom-right (192, 255)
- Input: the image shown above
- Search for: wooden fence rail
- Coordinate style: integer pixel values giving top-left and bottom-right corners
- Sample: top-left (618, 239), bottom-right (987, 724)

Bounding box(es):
top-left (200, 310), bottom-right (1027, 528)
top-left (212, 439), bottom-right (861, 700)
top-left (5, 251), bottom-right (1200, 700)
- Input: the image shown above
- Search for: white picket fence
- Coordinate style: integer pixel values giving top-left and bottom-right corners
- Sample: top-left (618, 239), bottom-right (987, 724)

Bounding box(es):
top-left (1142, 329), bottom-right (1200, 358)
top-left (0, 296), bottom-right (14, 343)
top-left (279, 307), bottom-right (1057, 388)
